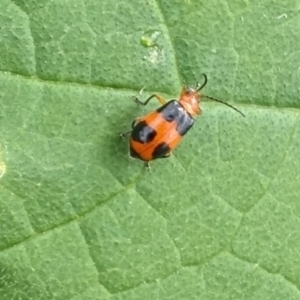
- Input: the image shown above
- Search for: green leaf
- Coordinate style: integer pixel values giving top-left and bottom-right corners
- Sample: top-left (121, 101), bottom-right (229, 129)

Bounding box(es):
top-left (1, 0), bottom-right (300, 299)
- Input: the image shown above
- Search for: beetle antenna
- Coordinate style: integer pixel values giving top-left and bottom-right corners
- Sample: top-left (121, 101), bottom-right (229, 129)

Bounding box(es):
top-left (195, 73), bottom-right (244, 117)
top-left (196, 73), bottom-right (208, 91)
top-left (202, 95), bottom-right (245, 117)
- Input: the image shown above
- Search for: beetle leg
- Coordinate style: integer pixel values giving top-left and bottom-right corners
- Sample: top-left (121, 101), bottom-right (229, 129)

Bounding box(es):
top-left (144, 161), bottom-right (150, 171)
top-left (119, 130), bottom-right (132, 138)
top-left (134, 94), bottom-right (167, 106)
top-left (131, 117), bottom-right (142, 128)
top-left (120, 117), bottom-right (141, 138)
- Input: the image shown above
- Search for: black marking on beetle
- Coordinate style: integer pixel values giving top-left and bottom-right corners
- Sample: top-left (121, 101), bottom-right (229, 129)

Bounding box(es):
top-left (157, 100), bottom-right (180, 122)
top-left (157, 101), bottom-right (194, 136)
top-left (131, 121), bottom-right (157, 143)
top-left (176, 113), bottom-right (194, 136)
top-left (152, 142), bottom-right (171, 159)
top-left (157, 151), bottom-right (171, 159)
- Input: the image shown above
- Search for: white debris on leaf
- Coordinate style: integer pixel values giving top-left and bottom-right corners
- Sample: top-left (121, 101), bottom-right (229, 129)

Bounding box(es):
top-left (277, 13), bottom-right (287, 19)
top-left (0, 162), bottom-right (6, 179)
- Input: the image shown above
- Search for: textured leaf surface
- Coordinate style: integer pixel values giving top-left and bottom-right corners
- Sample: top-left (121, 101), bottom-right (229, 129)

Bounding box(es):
top-left (1, 0), bottom-right (300, 299)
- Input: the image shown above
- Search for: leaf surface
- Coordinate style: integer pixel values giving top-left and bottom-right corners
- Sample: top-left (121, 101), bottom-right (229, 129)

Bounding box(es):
top-left (1, 0), bottom-right (300, 299)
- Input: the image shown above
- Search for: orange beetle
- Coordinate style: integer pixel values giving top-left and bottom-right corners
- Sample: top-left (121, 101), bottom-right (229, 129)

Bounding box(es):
top-left (121, 74), bottom-right (244, 169)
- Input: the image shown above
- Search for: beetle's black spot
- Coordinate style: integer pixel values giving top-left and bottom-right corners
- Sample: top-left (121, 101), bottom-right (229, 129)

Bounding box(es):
top-left (176, 113), bottom-right (194, 136)
top-left (157, 101), bottom-right (194, 135)
top-left (131, 121), bottom-right (157, 143)
top-left (159, 152), bottom-right (171, 159)
top-left (130, 146), bottom-right (142, 159)
top-left (157, 100), bottom-right (180, 122)
top-left (152, 142), bottom-right (171, 159)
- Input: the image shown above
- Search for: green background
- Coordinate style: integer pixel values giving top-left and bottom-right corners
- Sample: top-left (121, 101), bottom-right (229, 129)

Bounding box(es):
top-left (1, 0), bottom-right (300, 299)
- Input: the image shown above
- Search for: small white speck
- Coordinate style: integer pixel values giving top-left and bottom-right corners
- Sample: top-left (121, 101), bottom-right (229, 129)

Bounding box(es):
top-left (143, 47), bottom-right (163, 64)
top-left (139, 86), bottom-right (146, 95)
top-left (0, 162), bottom-right (6, 179)
top-left (277, 13), bottom-right (287, 19)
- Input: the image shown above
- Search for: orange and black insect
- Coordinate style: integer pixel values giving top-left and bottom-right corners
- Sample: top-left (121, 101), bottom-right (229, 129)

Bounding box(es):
top-left (121, 74), bottom-right (244, 169)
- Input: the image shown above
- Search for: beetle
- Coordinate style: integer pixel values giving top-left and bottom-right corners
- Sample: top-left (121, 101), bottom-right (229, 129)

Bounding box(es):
top-left (121, 74), bottom-right (244, 169)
